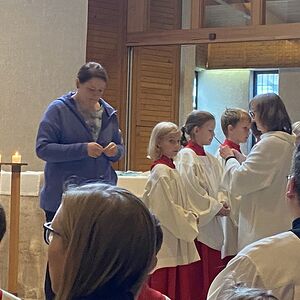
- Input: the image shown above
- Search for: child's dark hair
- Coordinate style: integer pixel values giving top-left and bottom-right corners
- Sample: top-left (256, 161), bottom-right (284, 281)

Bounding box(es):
top-left (181, 111), bottom-right (215, 146)
top-left (221, 108), bottom-right (251, 137)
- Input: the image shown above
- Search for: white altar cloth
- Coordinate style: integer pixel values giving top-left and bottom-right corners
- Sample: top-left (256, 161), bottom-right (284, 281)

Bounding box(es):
top-left (0, 171), bottom-right (43, 196)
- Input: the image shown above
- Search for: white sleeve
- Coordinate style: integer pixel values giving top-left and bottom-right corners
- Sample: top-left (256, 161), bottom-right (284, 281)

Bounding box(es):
top-left (222, 139), bottom-right (281, 196)
top-left (207, 255), bottom-right (265, 300)
top-left (143, 175), bottom-right (198, 242)
top-left (176, 154), bottom-right (223, 227)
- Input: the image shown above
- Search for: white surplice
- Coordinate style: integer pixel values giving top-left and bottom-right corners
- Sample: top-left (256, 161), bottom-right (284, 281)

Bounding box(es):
top-left (207, 232), bottom-right (300, 300)
top-left (175, 148), bottom-right (225, 251)
top-left (143, 164), bottom-right (200, 270)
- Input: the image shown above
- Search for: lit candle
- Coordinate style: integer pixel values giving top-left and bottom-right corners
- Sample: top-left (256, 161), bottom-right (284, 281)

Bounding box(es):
top-left (12, 152), bottom-right (21, 163)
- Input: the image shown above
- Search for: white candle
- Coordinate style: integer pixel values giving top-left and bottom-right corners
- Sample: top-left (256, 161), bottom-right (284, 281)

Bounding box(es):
top-left (12, 152), bottom-right (21, 163)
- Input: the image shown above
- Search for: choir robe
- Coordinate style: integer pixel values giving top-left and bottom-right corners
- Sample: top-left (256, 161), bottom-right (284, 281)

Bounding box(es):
top-left (142, 157), bottom-right (200, 299)
top-left (208, 221), bottom-right (300, 300)
top-left (222, 131), bottom-right (295, 250)
top-left (215, 139), bottom-right (243, 258)
top-left (175, 142), bottom-right (227, 299)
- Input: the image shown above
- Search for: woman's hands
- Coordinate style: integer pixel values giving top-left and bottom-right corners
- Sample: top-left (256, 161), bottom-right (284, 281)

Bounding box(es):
top-left (87, 142), bottom-right (104, 158)
top-left (219, 145), bottom-right (234, 159)
top-left (103, 142), bottom-right (118, 157)
top-left (87, 142), bottom-right (118, 158)
top-left (219, 145), bottom-right (246, 164)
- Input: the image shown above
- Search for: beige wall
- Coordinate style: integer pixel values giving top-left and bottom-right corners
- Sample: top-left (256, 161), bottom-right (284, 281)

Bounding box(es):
top-left (0, 1), bottom-right (88, 170)
top-left (279, 68), bottom-right (300, 124)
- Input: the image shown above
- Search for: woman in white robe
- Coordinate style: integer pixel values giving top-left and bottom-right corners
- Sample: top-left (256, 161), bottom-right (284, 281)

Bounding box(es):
top-left (220, 93), bottom-right (295, 250)
top-left (208, 144), bottom-right (300, 300)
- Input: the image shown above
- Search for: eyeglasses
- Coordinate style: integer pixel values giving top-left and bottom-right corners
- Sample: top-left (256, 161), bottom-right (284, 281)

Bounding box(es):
top-left (43, 222), bottom-right (60, 245)
top-left (249, 110), bottom-right (256, 118)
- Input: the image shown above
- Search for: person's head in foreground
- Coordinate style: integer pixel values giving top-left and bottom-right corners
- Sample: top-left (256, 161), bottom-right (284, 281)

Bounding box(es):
top-left (249, 93), bottom-right (292, 135)
top-left (0, 204), bottom-right (6, 242)
top-left (219, 278), bottom-right (278, 300)
top-left (292, 121), bottom-right (300, 146)
top-left (45, 183), bottom-right (158, 300)
top-left (286, 144), bottom-right (300, 219)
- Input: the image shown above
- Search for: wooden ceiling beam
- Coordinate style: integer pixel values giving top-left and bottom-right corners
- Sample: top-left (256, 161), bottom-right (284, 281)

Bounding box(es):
top-left (126, 22), bottom-right (300, 46)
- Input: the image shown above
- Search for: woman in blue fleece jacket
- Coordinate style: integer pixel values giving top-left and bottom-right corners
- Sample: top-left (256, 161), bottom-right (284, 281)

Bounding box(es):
top-left (36, 62), bottom-right (125, 218)
top-left (36, 62), bottom-right (124, 300)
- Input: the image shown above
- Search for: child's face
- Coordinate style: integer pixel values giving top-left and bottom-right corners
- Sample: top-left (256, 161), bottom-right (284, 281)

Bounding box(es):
top-left (229, 119), bottom-right (251, 144)
top-left (158, 131), bottom-right (181, 159)
top-left (193, 119), bottom-right (215, 146)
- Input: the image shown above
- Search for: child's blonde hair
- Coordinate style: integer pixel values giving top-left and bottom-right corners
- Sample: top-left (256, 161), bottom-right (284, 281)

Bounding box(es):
top-left (148, 122), bottom-right (180, 161)
top-left (221, 108), bottom-right (251, 137)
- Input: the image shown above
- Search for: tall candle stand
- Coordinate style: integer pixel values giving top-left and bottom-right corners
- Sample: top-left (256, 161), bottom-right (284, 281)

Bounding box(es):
top-left (0, 162), bottom-right (28, 296)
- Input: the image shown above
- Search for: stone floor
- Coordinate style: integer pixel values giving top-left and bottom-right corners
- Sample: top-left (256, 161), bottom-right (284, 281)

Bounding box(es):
top-left (0, 195), bottom-right (47, 300)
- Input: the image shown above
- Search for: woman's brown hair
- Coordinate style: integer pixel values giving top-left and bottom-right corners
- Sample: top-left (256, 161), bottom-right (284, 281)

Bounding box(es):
top-left (54, 183), bottom-right (157, 300)
top-left (249, 93), bottom-right (292, 134)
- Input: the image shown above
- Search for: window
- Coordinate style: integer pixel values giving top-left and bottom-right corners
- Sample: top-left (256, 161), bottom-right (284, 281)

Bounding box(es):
top-left (193, 71), bottom-right (198, 109)
top-left (253, 70), bottom-right (279, 96)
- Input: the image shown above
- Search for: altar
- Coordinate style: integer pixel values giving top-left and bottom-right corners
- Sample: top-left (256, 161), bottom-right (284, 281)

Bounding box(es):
top-left (0, 170), bottom-right (148, 300)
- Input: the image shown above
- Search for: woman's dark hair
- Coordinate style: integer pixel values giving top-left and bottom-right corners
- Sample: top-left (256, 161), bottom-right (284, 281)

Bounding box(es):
top-left (249, 93), bottom-right (292, 134)
top-left (181, 110), bottom-right (215, 146)
top-left (0, 204), bottom-right (6, 241)
top-left (292, 144), bottom-right (300, 199)
top-left (77, 62), bottom-right (108, 84)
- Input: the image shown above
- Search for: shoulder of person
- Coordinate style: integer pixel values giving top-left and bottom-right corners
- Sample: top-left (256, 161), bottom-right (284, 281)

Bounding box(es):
top-left (177, 147), bottom-right (196, 160)
top-left (151, 163), bottom-right (176, 178)
top-left (46, 92), bottom-right (74, 112)
top-left (238, 231), bottom-right (295, 261)
top-left (0, 289), bottom-right (21, 300)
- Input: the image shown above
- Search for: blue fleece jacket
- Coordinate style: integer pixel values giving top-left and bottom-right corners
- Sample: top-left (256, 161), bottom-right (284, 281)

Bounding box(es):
top-left (36, 92), bottom-right (125, 212)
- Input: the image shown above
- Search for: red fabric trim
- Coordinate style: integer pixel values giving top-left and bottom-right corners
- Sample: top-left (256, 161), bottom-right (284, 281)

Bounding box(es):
top-left (222, 139), bottom-right (241, 153)
top-left (138, 283), bottom-right (165, 300)
top-left (0, 290), bottom-right (3, 300)
top-left (185, 140), bottom-right (206, 156)
top-left (151, 155), bottom-right (176, 170)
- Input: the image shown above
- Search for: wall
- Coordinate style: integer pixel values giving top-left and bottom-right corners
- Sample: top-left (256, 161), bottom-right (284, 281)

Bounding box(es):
top-left (279, 68), bottom-right (300, 124)
top-left (0, 1), bottom-right (87, 170)
top-left (86, 0), bottom-right (128, 170)
top-left (129, 0), bottom-right (181, 171)
top-left (197, 69), bottom-right (251, 154)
